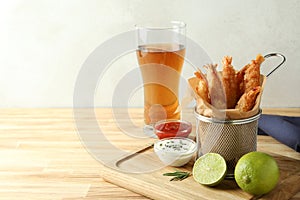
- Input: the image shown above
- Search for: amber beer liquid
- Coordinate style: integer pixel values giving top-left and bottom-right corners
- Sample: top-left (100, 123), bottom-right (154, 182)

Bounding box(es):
top-left (137, 43), bottom-right (185, 125)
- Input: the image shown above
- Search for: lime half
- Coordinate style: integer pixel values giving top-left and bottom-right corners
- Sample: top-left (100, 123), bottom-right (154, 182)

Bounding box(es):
top-left (193, 153), bottom-right (227, 186)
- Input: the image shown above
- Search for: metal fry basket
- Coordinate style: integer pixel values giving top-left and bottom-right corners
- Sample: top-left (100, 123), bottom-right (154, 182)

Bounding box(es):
top-left (193, 52), bottom-right (286, 178)
top-left (194, 109), bottom-right (262, 178)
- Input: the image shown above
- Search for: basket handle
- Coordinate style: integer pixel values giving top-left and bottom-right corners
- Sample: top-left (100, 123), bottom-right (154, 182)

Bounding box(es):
top-left (263, 53), bottom-right (286, 77)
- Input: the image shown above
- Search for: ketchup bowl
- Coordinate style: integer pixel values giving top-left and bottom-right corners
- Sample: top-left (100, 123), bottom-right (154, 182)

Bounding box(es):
top-left (154, 119), bottom-right (192, 139)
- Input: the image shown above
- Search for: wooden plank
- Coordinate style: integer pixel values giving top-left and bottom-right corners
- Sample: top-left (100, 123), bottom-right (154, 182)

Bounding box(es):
top-left (102, 136), bottom-right (300, 200)
top-left (0, 108), bottom-right (299, 199)
top-left (0, 108), bottom-right (149, 200)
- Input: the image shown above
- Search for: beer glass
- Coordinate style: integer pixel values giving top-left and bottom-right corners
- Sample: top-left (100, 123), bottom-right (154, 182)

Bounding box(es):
top-left (136, 21), bottom-right (186, 135)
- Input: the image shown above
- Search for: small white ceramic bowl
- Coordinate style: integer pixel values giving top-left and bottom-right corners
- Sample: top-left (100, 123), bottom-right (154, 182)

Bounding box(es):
top-left (154, 137), bottom-right (197, 167)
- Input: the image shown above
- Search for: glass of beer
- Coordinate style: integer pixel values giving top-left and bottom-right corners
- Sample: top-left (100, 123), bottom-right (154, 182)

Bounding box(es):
top-left (136, 21), bottom-right (186, 136)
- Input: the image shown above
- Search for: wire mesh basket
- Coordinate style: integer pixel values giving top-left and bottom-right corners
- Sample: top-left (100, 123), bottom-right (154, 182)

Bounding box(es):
top-left (194, 108), bottom-right (262, 178)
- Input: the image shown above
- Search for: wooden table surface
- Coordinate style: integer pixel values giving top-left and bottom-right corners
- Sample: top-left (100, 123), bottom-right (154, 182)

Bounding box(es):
top-left (0, 108), bottom-right (299, 200)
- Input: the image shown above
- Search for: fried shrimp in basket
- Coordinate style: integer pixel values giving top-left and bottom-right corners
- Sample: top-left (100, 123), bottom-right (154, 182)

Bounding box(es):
top-left (236, 54), bottom-right (264, 100)
top-left (194, 70), bottom-right (211, 104)
top-left (236, 64), bottom-right (248, 99)
top-left (244, 54), bottom-right (264, 93)
top-left (190, 54), bottom-right (264, 114)
top-left (236, 86), bottom-right (261, 112)
top-left (204, 64), bottom-right (226, 109)
top-left (222, 56), bottom-right (238, 109)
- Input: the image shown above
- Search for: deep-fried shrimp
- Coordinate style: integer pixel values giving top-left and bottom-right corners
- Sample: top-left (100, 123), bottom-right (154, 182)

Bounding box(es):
top-left (204, 64), bottom-right (226, 109)
top-left (236, 86), bottom-right (261, 112)
top-left (222, 56), bottom-right (237, 109)
top-left (236, 64), bottom-right (249, 99)
top-left (244, 54), bottom-right (264, 93)
top-left (194, 70), bottom-right (211, 104)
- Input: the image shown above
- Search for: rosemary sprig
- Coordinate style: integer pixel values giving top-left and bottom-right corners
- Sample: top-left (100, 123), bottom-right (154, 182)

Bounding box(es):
top-left (163, 171), bottom-right (191, 181)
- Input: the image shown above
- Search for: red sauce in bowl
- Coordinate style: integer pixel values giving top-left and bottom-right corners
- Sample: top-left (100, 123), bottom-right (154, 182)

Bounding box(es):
top-left (154, 120), bottom-right (192, 139)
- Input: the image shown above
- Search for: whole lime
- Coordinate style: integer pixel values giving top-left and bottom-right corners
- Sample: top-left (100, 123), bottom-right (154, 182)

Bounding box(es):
top-left (234, 151), bottom-right (280, 195)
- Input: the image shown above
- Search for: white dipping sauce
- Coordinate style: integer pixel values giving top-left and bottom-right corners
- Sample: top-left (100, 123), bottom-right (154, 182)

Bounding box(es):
top-left (155, 138), bottom-right (196, 154)
top-left (154, 137), bottom-right (197, 167)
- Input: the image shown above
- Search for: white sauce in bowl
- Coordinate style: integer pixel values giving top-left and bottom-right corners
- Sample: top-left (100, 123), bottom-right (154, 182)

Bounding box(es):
top-left (154, 137), bottom-right (197, 167)
top-left (155, 138), bottom-right (196, 154)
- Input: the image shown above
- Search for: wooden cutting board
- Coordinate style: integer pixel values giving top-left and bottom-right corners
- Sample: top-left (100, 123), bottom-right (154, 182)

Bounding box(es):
top-left (102, 141), bottom-right (300, 200)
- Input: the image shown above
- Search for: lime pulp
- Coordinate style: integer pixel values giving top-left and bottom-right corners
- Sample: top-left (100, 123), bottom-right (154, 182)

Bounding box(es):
top-left (192, 153), bottom-right (227, 186)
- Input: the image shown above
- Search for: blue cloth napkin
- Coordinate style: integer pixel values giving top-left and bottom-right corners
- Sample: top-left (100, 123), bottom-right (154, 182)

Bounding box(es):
top-left (258, 114), bottom-right (300, 152)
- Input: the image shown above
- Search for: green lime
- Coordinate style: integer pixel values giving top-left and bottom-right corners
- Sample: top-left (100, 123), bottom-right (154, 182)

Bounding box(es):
top-left (193, 153), bottom-right (227, 186)
top-left (234, 151), bottom-right (280, 195)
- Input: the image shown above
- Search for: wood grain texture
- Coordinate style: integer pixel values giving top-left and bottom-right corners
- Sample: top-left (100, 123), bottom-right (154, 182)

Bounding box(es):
top-left (0, 108), bottom-right (299, 200)
top-left (102, 139), bottom-right (300, 200)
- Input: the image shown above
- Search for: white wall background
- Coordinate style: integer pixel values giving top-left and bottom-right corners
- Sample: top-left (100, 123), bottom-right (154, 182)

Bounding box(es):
top-left (0, 0), bottom-right (299, 108)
